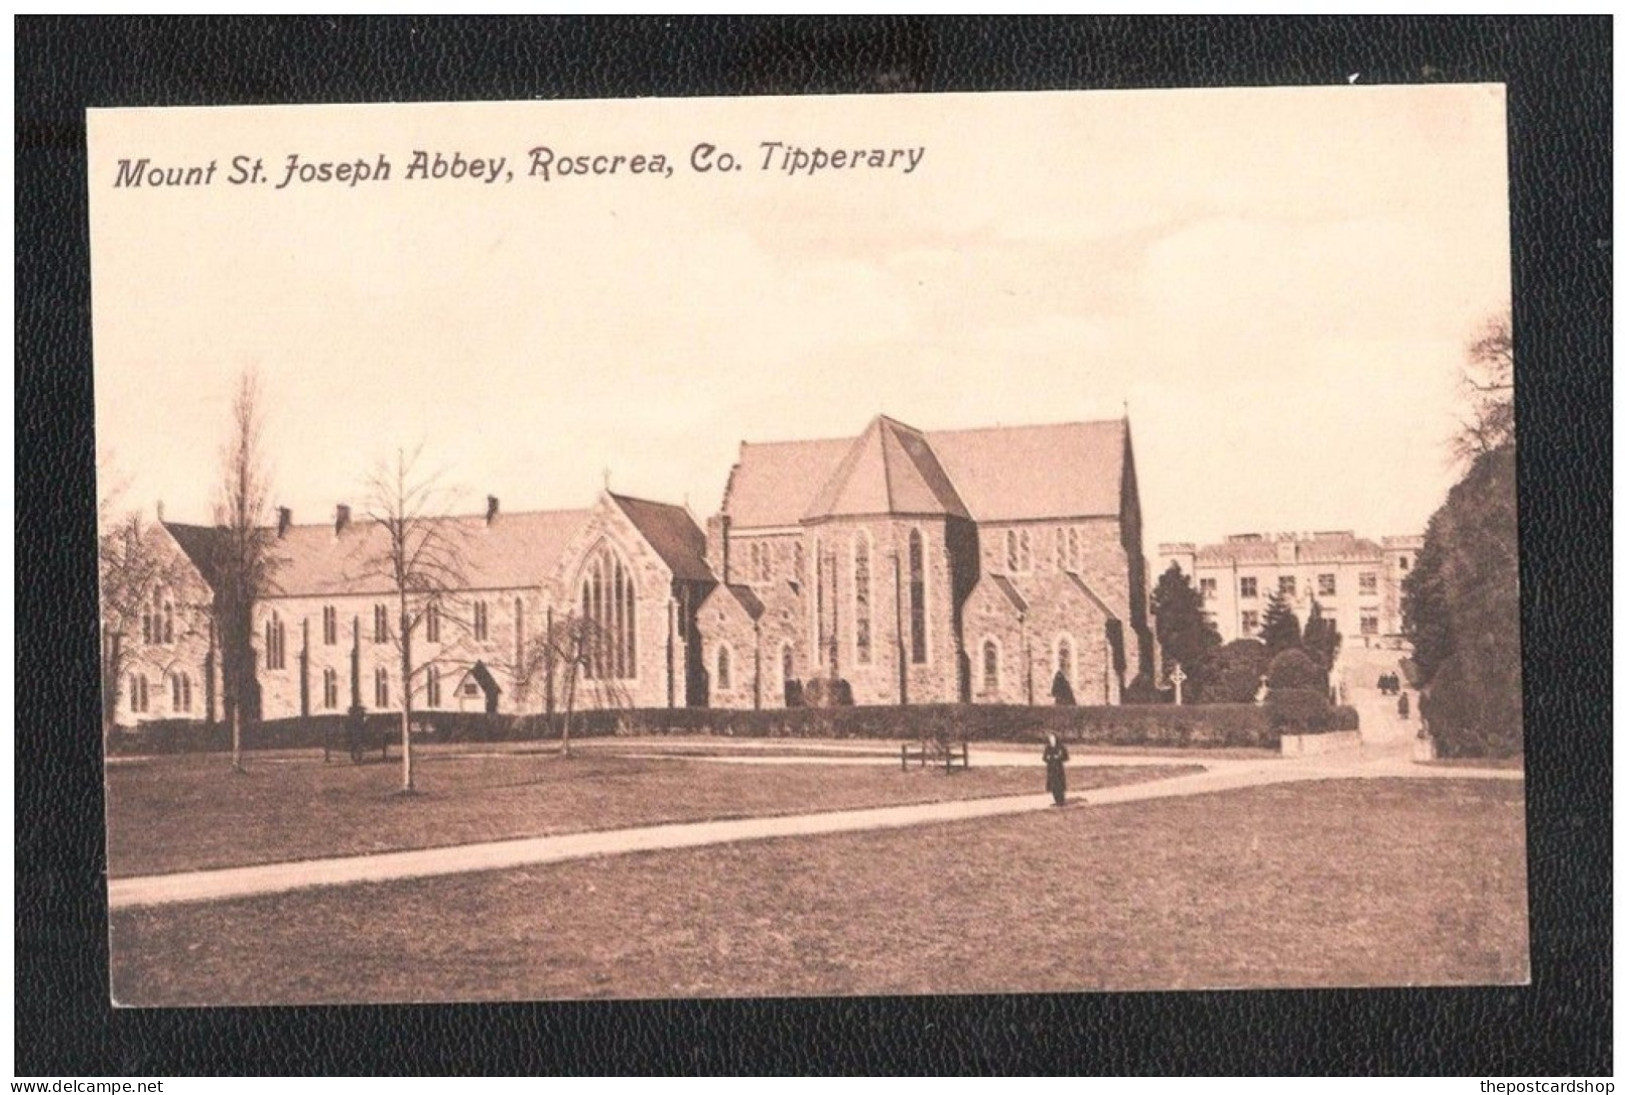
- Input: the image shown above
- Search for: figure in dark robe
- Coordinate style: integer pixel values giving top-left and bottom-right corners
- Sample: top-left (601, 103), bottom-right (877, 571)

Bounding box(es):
top-left (1051, 669), bottom-right (1076, 706)
top-left (1042, 733), bottom-right (1070, 806)
top-left (1397, 690), bottom-right (1410, 720)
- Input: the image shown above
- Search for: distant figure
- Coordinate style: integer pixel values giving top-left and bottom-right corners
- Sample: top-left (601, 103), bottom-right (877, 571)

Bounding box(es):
top-left (1397, 690), bottom-right (1410, 720)
top-left (1051, 669), bottom-right (1076, 707)
top-left (1042, 733), bottom-right (1070, 807)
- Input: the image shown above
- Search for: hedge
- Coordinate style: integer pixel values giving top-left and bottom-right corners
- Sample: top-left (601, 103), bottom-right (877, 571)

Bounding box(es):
top-left (1265, 688), bottom-right (1361, 735)
top-left (107, 702), bottom-right (1314, 753)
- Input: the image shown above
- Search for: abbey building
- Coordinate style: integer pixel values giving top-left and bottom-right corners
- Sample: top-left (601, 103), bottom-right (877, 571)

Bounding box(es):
top-left (108, 414), bottom-right (1158, 725)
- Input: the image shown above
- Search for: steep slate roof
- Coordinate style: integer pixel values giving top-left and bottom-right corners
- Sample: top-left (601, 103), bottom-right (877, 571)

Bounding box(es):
top-left (724, 584), bottom-right (765, 619)
top-left (987, 573), bottom-right (1029, 615)
top-left (168, 509), bottom-right (594, 598)
top-left (804, 416), bottom-right (969, 521)
top-left (927, 419), bottom-right (1126, 523)
top-left (724, 416), bottom-right (1128, 529)
top-left (163, 522), bottom-right (226, 587)
top-left (722, 436), bottom-right (853, 529)
top-left (609, 494), bottom-right (713, 582)
top-left (1064, 571), bottom-right (1123, 621)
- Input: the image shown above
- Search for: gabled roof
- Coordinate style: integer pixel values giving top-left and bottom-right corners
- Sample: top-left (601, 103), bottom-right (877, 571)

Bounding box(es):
top-left (1064, 571), bottom-right (1122, 621)
top-left (987, 573), bottom-right (1029, 615)
top-left (168, 509), bottom-right (594, 598)
top-left (725, 584), bottom-right (765, 619)
top-left (609, 493), bottom-right (713, 582)
top-left (723, 416), bottom-right (1129, 529)
top-left (163, 522), bottom-right (226, 587)
top-left (804, 416), bottom-right (969, 521)
top-left (721, 436), bottom-right (853, 530)
top-left (927, 419), bottom-right (1126, 523)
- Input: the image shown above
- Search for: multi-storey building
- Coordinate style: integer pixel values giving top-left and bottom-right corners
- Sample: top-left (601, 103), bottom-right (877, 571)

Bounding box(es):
top-left (108, 414), bottom-right (1157, 725)
top-left (1157, 531), bottom-right (1422, 646)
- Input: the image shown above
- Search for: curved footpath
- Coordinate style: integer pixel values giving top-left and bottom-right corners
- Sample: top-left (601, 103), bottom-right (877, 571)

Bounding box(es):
top-left (107, 738), bottom-right (1518, 911)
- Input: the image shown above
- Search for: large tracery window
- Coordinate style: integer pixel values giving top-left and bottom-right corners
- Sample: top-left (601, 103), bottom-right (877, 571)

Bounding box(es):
top-left (581, 544), bottom-right (637, 680)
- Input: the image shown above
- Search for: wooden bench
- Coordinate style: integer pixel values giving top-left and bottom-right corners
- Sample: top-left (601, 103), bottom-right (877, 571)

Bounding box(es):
top-left (900, 740), bottom-right (970, 774)
top-left (323, 719), bottom-right (392, 764)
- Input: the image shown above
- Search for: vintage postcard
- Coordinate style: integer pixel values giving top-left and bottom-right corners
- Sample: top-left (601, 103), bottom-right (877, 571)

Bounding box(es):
top-left (89, 87), bottom-right (1524, 1005)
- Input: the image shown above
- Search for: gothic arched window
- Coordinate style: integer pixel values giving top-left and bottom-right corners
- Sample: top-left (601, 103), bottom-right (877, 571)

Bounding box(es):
top-left (580, 543), bottom-right (637, 680)
top-left (908, 529), bottom-right (927, 665)
top-left (716, 644), bottom-right (733, 692)
top-left (982, 639), bottom-right (1000, 694)
top-left (264, 612), bottom-right (286, 670)
top-left (853, 533), bottom-right (872, 664)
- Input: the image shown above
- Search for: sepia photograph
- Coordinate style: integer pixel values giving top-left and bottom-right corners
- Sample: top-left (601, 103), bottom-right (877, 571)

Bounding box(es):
top-left (87, 86), bottom-right (1527, 1007)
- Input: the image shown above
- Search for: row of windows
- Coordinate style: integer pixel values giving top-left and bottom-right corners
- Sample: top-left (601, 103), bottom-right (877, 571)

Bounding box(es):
top-left (314, 664), bottom-right (482, 711)
top-left (269, 597), bottom-right (520, 670)
top-left (979, 637), bottom-right (1076, 694)
top-left (140, 598), bottom-right (176, 645)
top-left (126, 671), bottom-right (191, 713)
top-left (1207, 572), bottom-right (1382, 601)
top-left (1236, 610), bottom-right (1380, 637)
top-left (997, 526), bottom-right (1095, 575)
top-left (811, 530), bottom-right (928, 668)
top-left (741, 538), bottom-right (807, 587)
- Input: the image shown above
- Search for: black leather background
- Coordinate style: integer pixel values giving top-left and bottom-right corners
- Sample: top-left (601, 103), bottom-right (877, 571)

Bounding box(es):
top-left (15, 17), bottom-right (1611, 1076)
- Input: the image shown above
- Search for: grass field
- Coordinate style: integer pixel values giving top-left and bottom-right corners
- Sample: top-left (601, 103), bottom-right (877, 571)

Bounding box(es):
top-left (106, 749), bottom-right (1194, 877)
top-left (109, 777), bottom-right (1527, 1004)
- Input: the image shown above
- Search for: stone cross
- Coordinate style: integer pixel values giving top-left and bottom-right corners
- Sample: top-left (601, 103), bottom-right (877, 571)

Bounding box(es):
top-left (1169, 662), bottom-right (1187, 706)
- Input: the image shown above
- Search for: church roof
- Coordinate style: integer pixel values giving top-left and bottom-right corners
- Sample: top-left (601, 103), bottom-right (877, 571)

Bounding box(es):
top-left (723, 416), bottom-right (1129, 529)
top-left (608, 493), bottom-right (713, 582)
top-left (804, 416), bottom-right (969, 521)
top-left (927, 419), bottom-right (1126, 523)
top-left (987, 573), bottom-right (1029, 615)
top-left (722, 436), bottom-right (853, 529)
top-left (1064, 571), bottom-right (1123, 621)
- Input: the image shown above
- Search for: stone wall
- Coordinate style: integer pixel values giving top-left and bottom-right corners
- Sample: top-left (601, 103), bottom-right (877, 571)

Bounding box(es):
top-left (695, 586), bottom-right (761, 709)
top-left (115, 533), bottom-right (217, 726)
top-left (963, 571), bottom-right (1116, 706)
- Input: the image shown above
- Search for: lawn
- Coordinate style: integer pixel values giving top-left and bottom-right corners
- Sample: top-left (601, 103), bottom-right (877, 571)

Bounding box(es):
top-left (109, 777), bottom-right (1528, 1004)
top-left (106, 748), bottom-right (1194, 877)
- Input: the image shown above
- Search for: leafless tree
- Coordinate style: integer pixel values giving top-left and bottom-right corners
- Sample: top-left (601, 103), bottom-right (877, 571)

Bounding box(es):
top-left (520, 613), bottom-right (630, 759)
top-left (1453, 311), bottom-right (1515, 462)
top-left (97, 510), bottom-right (185, 743)
top-left (212, 369), bottom-right (282, 772)
top-left (353, 445), bottom-right (472, 793)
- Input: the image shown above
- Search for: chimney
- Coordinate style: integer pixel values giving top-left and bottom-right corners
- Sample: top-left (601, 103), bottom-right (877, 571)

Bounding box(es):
top-left (155, 499), bottom-right (165, 523)
top-left (486, 495), bottom-right (500, 525)
top-left (276, 507), bottom-right (292, 538)
top-left (334, 504), bottom-right (351, 535)
top-left (705, 513), bottom-right (731, 583)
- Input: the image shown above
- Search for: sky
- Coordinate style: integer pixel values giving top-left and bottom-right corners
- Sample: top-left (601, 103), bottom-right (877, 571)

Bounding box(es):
top-left (88, 86), bottom-right (1511, 553)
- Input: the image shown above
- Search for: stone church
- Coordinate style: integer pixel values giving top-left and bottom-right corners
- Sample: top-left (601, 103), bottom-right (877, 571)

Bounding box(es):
top-left (702, 415), bottom-right (1155, 709)
top-left (111, 415), bottom-right (1155, 725)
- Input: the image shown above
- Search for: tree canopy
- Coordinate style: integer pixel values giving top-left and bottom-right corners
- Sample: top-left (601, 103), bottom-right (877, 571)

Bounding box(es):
top-left (1257, 592), bottom-right (1301, 658)
top-left (1151, 562), bottom-right (1220, 699)
top-left (1405, 311), bottom-right (1521, 757)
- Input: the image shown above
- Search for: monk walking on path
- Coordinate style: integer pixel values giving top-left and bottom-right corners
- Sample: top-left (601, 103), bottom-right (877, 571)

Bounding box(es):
top-left (1043, 733), bottom-right (1071, 806)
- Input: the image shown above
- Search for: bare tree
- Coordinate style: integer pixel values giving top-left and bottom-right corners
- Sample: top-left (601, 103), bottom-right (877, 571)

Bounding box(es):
top-left (1453, 311), bottom-right (1515, 461)
top-left (97, 510), bottom-right (185, 743)
top-left (212, 369), bottom-right (282, 773)
top-left (354, 446), bottom-right (472, 793)
top-left (519, 612), bottom-right (630, 759)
